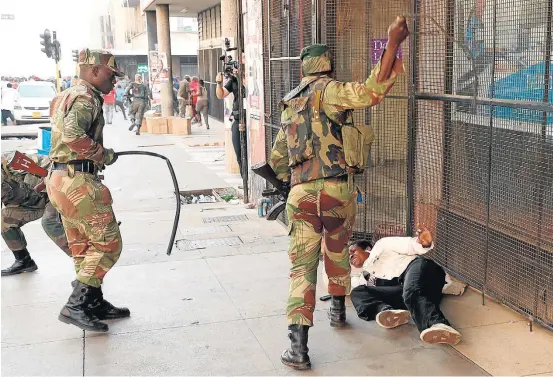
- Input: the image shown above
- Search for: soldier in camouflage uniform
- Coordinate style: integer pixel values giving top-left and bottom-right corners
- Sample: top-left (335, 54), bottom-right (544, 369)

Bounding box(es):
top-left (125, 73), bottom-right (152, 135)
top-left (47, 49), bottom-right (129, 333)
top-left (1, 152), bottom-right (71, 276)
top-left (270, 17), bottom-right (409, 370)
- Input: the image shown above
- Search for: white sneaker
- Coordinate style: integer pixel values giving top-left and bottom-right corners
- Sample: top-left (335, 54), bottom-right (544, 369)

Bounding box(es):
top-left (420, 323), bottom-right (461, 345)
top-left (375, 309), bottom-right (410, 329)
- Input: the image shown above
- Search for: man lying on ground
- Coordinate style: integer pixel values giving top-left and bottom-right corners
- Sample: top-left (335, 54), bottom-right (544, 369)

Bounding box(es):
top-left (349, 226), bottom-right (461, 345)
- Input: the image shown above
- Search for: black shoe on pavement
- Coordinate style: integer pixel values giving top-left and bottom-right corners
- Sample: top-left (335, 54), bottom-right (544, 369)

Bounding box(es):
top-left (59, 281), bottom-right (108, 332)
top-left (328, 295), bottom-right (347, 327)
top-left (281, 324), bottom-right (311, 370)
top-left (88, 286), bottom-right (130, 320)
top-left (1, 255), bottom-right (38, 276)
top-left (135, 129), bottom-right (140, 135)
top-left (128, 124), bottom-right (135, 131)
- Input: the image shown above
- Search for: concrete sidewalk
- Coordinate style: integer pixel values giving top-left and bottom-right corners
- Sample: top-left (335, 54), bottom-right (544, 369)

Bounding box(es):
top-left (1, 113), bottom-right (552, 376)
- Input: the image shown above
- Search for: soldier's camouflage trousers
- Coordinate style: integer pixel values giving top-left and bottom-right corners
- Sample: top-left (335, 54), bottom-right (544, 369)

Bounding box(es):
top-left (47, 171), bottom-right (122, 288)
top-left (285, 177), bottom-right (356, 326)
top-left (1, 202), bottom-right (71, 256)
top-left (41, 202), bottom-right (71, 257)
top-left (1, 205), bottom-right (44, 252)
top-left (129, 99), bottom-right (146, 129)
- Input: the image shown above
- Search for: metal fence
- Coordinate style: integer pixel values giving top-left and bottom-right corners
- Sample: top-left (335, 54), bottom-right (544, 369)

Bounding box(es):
top-left (262, 0), bottom-right (552, 331)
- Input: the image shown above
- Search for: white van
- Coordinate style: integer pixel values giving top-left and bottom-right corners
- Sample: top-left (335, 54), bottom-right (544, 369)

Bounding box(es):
top-left (14, 81), bottom-right (57, 124)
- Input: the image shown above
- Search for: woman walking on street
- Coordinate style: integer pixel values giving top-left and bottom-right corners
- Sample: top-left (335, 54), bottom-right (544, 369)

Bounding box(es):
top-left (195, 79), bottom-right (209, 129)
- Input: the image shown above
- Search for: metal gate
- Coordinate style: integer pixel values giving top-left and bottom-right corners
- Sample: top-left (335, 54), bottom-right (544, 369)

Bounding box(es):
top-left (262, 0), bottom-right (552, 330)
top-left (412, 0), bottom-right (553, 330)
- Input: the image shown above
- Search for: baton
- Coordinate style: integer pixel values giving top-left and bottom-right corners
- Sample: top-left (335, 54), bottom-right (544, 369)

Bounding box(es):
top-left (115, 151), bottom-right (181, 255)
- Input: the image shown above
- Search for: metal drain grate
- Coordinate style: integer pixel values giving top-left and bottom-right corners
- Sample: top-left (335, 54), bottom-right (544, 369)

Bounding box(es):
top-left (180, 225), bottom-right (232, 235)
top-left (175, 236), bottom-right (243, 250)
top-left (202, 215), bottom-right (248, 223)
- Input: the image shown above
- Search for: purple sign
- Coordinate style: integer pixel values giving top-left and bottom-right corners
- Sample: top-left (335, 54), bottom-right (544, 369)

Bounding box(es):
top-left (370, 39), bottom-right (402, 65)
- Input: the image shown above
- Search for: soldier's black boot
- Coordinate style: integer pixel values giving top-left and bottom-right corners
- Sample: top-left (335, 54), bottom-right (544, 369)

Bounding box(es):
top-left (59, 280), bottom-right (108, 332)
top-left (135, 126), bottom-right (141, 135)
top-left (88, 286), bottom-right (131, 320)
top-left (328, 295), bottom-right (347, 327)
top-left (128, 123), bottom-right (135, 131)
top-left (281, 324), bottom-right (311, 370)
top-left (1, 249), bottom-right (38, 276)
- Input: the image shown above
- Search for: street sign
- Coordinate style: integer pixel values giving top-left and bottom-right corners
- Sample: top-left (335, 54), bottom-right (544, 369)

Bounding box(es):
top-left (137, 64), bottom-right (148, 74)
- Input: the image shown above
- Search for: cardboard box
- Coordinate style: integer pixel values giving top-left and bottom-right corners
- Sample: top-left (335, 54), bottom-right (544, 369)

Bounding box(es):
top-left (166, 116), bottom-right (176, 134)
top-left (145, 117), bottom-right (168, 134)
top-left (141, 119), bottom-right (147, 133)
top-left (171, 116), bottom-right (192, 135)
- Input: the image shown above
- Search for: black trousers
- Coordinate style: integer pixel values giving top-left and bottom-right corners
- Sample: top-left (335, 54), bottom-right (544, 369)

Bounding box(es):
top-left (115, 100), bottom-right (127, 119)
top-left (1, 109), bottom-right (15, 125)
top-left (350, 256), bottom-right (450, 332)
top-left (231, 117), bottom-right (247, 178)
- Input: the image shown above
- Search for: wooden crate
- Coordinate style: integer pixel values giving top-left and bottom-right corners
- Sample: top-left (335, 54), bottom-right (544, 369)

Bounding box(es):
top-left (145, 117), bottom-right (168, 134)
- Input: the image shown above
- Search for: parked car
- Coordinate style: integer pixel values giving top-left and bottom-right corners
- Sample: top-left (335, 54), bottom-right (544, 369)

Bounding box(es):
top-left (13, 81), bottom-right (57, 124)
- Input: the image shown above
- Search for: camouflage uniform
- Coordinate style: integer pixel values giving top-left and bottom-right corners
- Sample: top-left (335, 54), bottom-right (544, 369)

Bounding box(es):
top-left (125, 76), bottom-right (151, 133)
top-left (47, 50), bottom-right (123, 289)
top-left (270, 44), bottom-right (404, 328)
top-left (1, 152), bottom-right (71, 276)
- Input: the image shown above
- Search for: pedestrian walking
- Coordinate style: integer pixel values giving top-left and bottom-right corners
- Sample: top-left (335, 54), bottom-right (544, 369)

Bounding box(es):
top-left (195, 79), bottom-right (209, 129)
top-left (1, 152), bottom-right (71, 277)
top-left (268, 17), bottom-right (409, 370)
top-left (103, 88), bottom-right (116, 124)
top-left (125, 74), bottom-right (151, 135)
top-left (1, 83), bottom-right (17, 126)
top-left (47, 49), bottom-right (129, 333)
top-left (190, 76), bottom-right (200, 123)
top-left (178, 75), bottom-right (191, 117)
top-left (115, 84), bottom-right (127, 120)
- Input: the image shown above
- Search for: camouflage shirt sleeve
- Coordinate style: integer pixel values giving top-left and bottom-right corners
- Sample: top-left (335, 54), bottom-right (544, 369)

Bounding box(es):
top-left (269, 128), bottom-right (291, 183)
top-left (63, 96), bottom-right (108, 164)
top-left (323, 58), bottom-right (405, 111)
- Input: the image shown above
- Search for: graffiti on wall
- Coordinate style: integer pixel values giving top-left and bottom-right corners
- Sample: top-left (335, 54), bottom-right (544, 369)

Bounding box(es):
top-left (453, 0), bottom-right (552, 127)
top-left (244, 0), bottom-right (266, 165)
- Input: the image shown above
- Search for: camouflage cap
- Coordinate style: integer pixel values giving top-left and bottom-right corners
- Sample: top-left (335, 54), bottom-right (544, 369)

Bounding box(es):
top-left (300, 44), bottom-right (332, 75)
top-left (78, 49), bottom-right (125, 77)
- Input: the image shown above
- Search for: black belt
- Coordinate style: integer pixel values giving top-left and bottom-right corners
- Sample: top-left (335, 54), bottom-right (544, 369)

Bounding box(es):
top-left (52, 160), bottom-right (97, 175)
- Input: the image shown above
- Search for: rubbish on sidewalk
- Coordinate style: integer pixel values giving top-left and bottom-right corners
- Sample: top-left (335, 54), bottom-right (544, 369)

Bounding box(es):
top-left (229, 199), bottom-right (240, 205)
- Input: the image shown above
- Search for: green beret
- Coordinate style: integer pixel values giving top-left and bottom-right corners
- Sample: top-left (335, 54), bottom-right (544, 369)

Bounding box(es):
top-left (300, 44), bottom-right (329, 61)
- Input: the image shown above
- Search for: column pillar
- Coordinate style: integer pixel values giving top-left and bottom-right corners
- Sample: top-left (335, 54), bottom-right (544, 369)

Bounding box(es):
top-left (221, 0), bottom-right (240, 174)
top-left (145, 11), bottom-right (157, 83)
top-left (156, 4), bottom-right (173, 117)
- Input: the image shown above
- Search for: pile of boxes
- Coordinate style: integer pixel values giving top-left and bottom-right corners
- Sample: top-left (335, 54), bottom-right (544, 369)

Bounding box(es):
top-left (141, 116), bottom-right (192, 135)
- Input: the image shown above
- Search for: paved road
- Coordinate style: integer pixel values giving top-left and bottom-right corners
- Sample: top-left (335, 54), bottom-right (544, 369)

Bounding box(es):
top-left (1, 112), bottom-right (489, 376)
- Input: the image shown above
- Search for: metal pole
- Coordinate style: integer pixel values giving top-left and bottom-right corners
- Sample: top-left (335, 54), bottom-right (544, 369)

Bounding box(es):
top-left (266, 0), bottom-right (274, 171)
top-left (406, 0), bottom-right (418, 237)
top-left (237, 0), bottom-right (249, 203)
top-left (482, 0), bottom-right (498, 306)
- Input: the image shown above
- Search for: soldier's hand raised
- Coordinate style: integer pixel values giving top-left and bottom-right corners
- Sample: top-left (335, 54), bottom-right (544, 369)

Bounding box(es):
top-left (387, 16), bottom-right (409, 48)
top-left (216, 72), bottom-right (224, 84)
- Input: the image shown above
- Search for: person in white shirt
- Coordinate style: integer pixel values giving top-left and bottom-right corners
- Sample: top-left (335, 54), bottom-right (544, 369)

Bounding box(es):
top-left (349, 225), bottom-right (461, 346)
top-left (1, 83), bottom-right (17, 126)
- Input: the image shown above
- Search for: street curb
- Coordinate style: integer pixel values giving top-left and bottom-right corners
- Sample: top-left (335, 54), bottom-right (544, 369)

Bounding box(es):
top-left (189, 142), bottom-right (225, 147)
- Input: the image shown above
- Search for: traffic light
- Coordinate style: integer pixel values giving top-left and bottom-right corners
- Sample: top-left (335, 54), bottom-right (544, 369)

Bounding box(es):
top-left (40, 29), bottom-right (52, 58)
top-left (72, 49), bottom-right (79, 62)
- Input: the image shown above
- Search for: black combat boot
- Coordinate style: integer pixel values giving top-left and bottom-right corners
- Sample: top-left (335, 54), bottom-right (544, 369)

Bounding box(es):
top-left (281, 324), bottom-right (311, 370)
top-left (59, 280), bottom-right (108, 332)
top-left (88, 286), bottom-right (131, 320)
top-left (135, 127), bottom-right (141, 135)
top-left (128, 123), bottom-right (135, 131)
top-left (328, 295), bottom-right (347, 327)
top-left (1, 249), bottom-right (38, 276)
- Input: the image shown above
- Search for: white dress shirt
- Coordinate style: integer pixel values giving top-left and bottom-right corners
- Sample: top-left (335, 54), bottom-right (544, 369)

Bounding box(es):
top-left (362, 236), bottom-right (434, 280)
